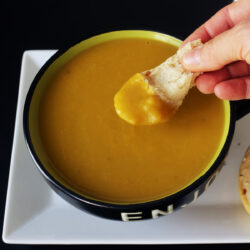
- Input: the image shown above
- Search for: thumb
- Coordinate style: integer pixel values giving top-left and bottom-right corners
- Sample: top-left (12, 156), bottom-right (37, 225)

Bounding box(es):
top-left (182, 20), bottom-right (250, 72)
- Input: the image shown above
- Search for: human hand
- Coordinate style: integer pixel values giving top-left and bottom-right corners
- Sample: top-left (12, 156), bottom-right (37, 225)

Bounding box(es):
top-left (181, 0), bottom-right (250, 100)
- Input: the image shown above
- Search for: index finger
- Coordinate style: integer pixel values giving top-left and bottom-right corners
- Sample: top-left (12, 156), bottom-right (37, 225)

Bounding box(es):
top-left (182, 0), bottom-right (250, 46)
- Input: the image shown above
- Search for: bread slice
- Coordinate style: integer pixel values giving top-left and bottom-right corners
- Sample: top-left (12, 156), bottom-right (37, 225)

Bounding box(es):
top-left (142, 39), bottom-right (203, 109)
top-left (239, 146), bottom-right (250, 214)
top-left (114, 39), bottom-right (203, 125)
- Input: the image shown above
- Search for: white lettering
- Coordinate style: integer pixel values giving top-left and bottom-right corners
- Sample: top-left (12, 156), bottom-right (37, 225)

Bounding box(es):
top-left (181, 189), bottom-right (200, 207)
top-left (205, 173), bottom-right (217, 190)
top-left (121, 212), bottom-right (142, 221)
top-left (151, 204), bottom-right (173, 219)
top-left (193, 189), bottom-right (199, 201)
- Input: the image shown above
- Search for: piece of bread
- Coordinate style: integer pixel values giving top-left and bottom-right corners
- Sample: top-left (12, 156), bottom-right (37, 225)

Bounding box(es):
top-left (142, 39), bottom-right (203, 109)
top-left (239, 146), bottom-right (250, 214)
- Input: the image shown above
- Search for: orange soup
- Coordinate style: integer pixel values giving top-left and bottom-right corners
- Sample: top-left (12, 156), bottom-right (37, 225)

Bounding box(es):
top-left (39, 38), bottom-right (225, 203)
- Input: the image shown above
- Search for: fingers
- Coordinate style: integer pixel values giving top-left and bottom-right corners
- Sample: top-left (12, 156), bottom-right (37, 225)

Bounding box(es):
top-left (182, 0), bottom-right (250, 46)
top-left (226, 60), bottom-right (250, 77)
top-left (194, 61), bottom-right (250, 100)
top-left (214, 77), bottom-right (250, 100)
top-left (182, 5), bottom-right (234, 46)
top-left (196, 61), bottom-right (250, 94)
top-left (180, 0), bottom-right (250, 100)
top-left (182, 19), bottom-right (250, 72)
top-left (196, 68), bottom-right (230, 94)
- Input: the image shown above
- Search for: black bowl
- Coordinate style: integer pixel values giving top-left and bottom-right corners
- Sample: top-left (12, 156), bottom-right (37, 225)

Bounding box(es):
top-left (23, 30), bottom-right (250, 221)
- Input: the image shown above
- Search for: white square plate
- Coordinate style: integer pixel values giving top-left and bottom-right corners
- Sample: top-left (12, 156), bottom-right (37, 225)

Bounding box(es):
top-left (2, 51), bottom-right (250, 244)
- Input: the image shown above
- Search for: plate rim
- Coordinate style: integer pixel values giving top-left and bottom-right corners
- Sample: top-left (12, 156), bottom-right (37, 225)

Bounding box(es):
top-left (2, 50), bottom-right (250, 244)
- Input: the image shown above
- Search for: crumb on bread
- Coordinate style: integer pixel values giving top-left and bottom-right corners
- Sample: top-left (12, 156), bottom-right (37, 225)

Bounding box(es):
top-left (142, 39), bottom-right (203, 109)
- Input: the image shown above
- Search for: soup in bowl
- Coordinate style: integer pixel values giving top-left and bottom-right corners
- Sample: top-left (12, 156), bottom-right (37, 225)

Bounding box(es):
top-left (24, 30), bottom-right (236, 221)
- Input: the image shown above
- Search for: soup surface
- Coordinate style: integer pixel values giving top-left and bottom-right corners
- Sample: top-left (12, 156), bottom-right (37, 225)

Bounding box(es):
top-left (39, 38), bottom-right (225, 203)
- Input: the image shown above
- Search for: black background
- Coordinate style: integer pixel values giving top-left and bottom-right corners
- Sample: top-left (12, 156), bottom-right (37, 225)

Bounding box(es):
top-left (2, 0), bottom-right (250, 249)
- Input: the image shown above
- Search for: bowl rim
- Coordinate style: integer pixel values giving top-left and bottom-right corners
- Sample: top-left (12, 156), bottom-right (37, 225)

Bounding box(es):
top-left (23, 28), bottom-right (236, 209)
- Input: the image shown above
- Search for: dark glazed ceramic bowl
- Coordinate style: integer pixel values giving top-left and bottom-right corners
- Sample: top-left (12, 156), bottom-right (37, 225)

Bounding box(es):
top-left (23, 30), bottom-right (250, 221)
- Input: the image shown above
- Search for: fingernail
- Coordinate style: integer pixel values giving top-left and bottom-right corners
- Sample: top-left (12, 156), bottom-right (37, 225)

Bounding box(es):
top-left (182, 48), bottom-right (201, 66)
